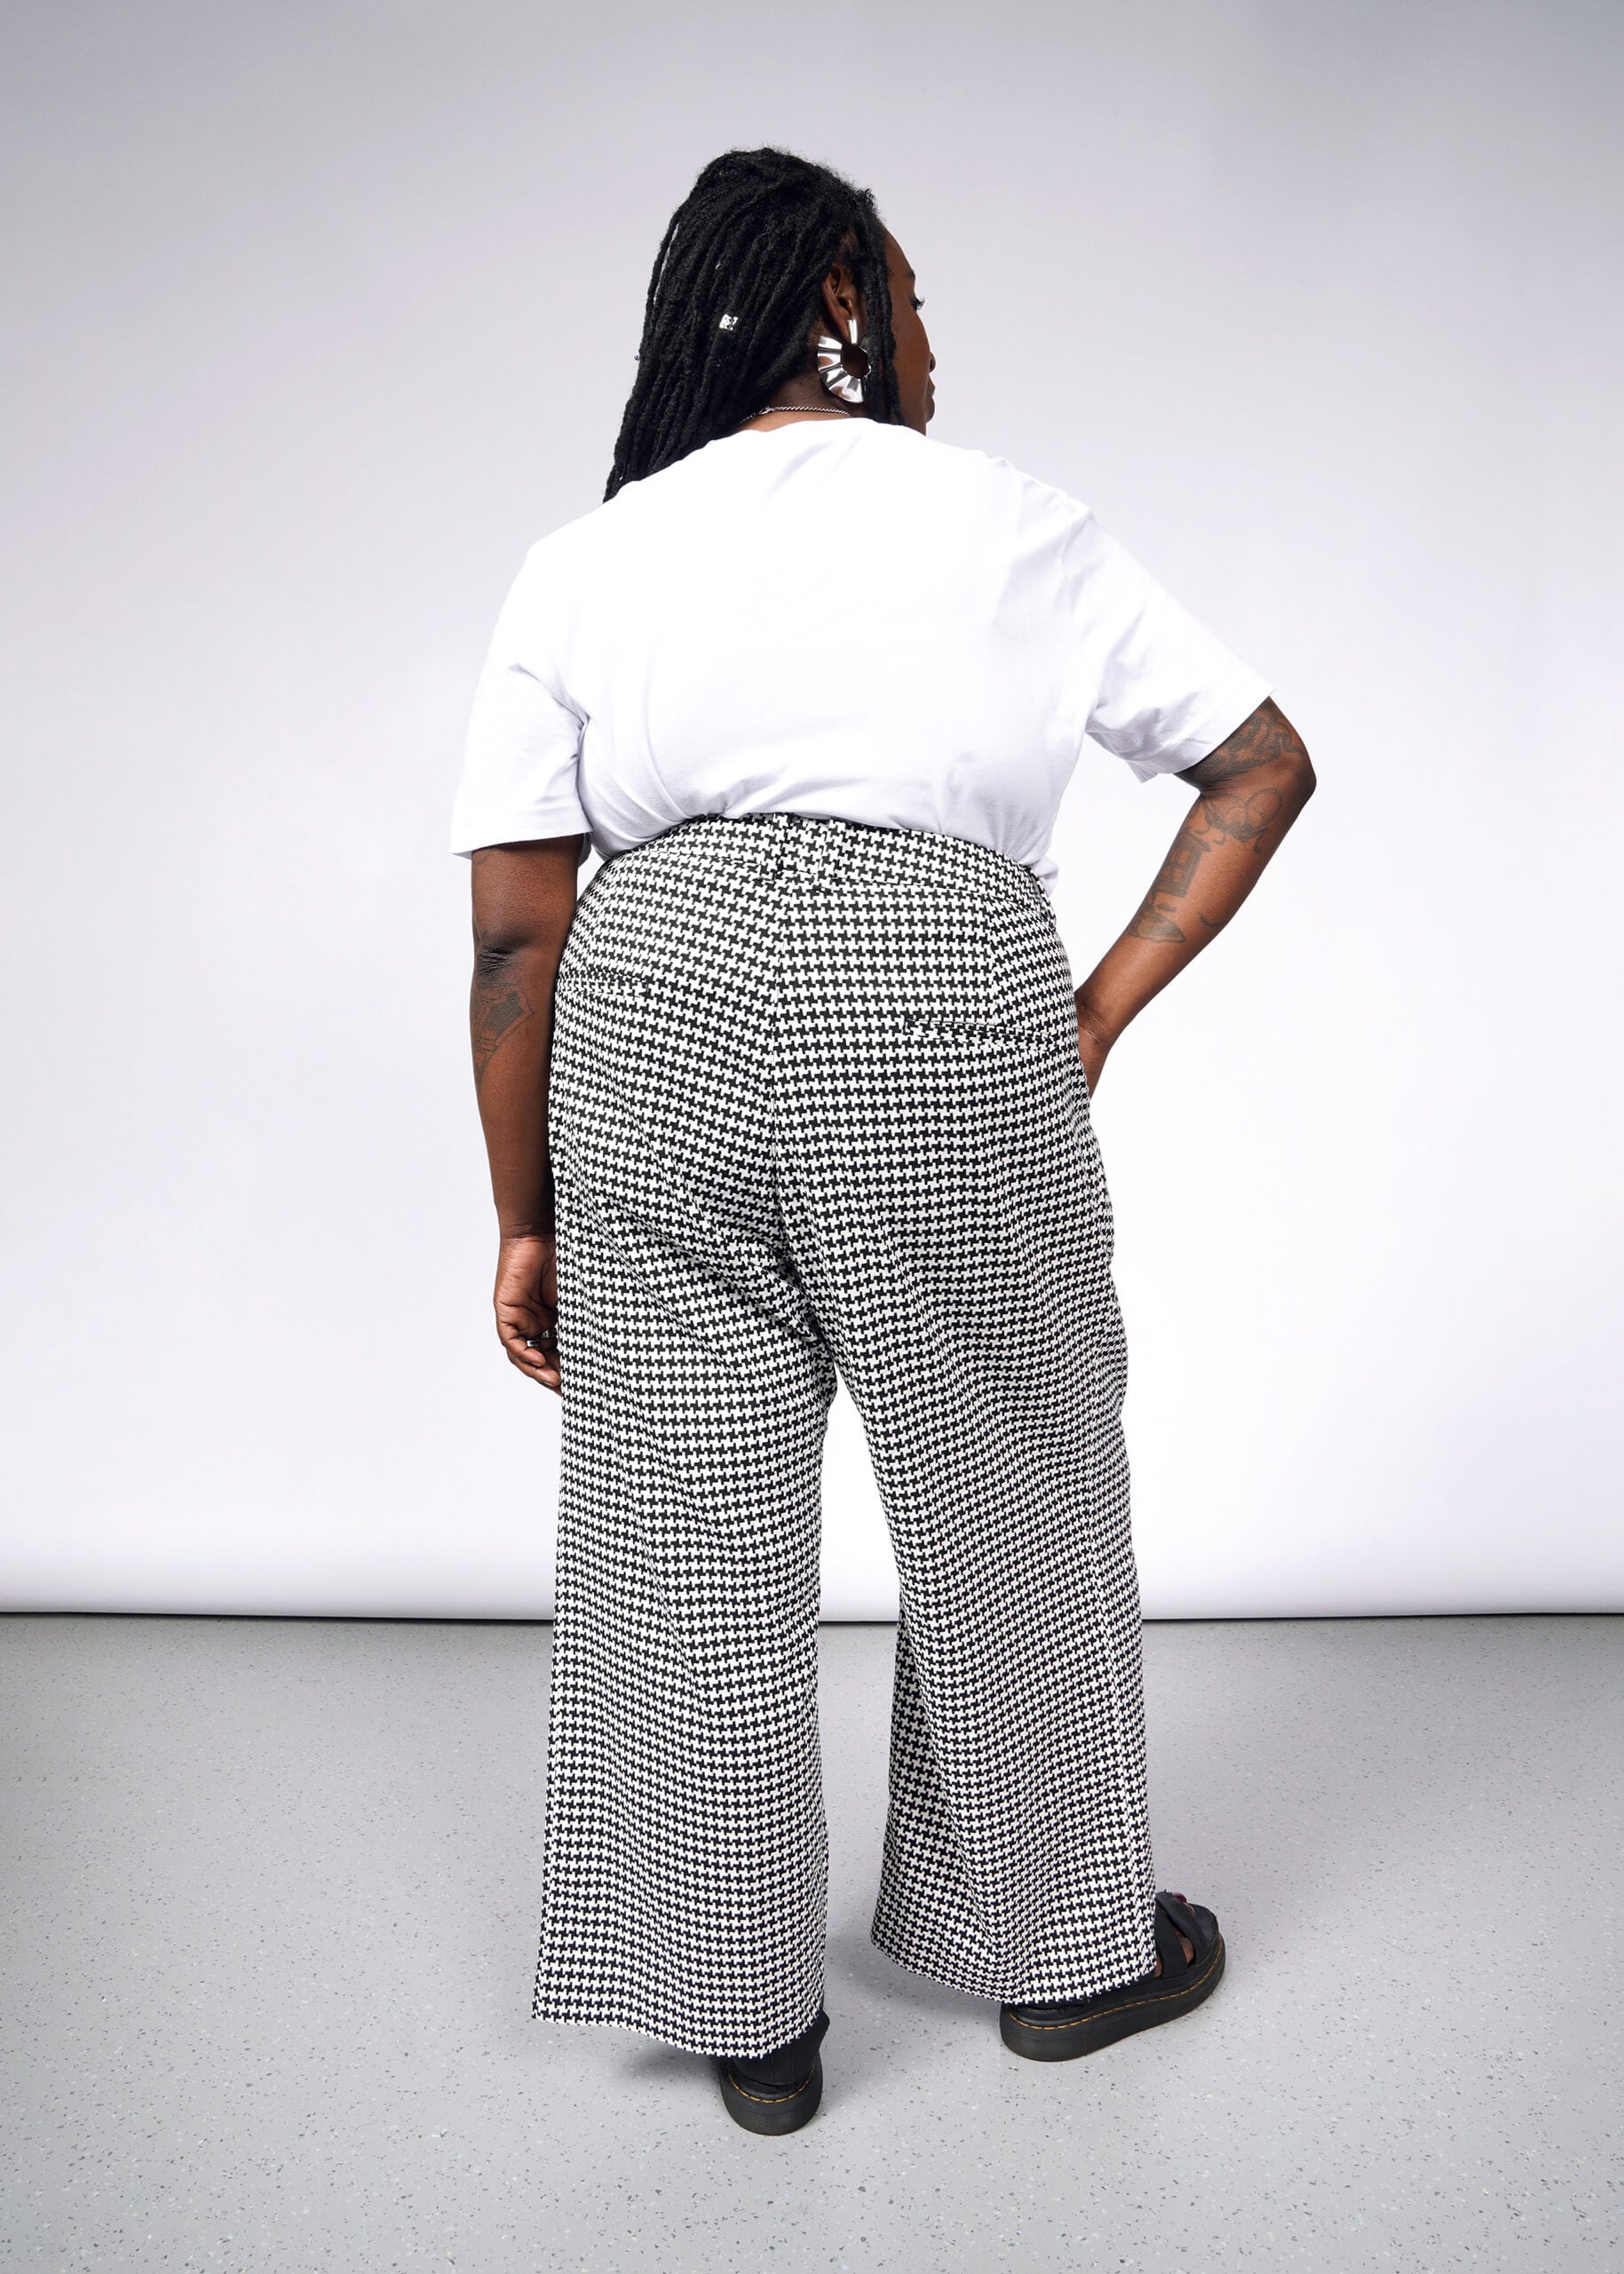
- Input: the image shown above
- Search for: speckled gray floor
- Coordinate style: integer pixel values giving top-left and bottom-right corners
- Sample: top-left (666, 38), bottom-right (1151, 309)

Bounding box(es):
top-left (3, 1616), bottom-right (1618, 2271)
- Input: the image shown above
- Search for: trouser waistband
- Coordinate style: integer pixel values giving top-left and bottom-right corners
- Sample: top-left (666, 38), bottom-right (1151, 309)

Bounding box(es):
top-left (608, 811), bottom-right (1050, 915)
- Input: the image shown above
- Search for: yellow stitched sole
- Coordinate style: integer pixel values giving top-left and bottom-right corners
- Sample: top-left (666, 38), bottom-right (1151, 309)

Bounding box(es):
top-left (717, 2056), bottom-right (825, 2135)
top-left (720, 2068), bottom-right (819, 2105)
top-left (1002, 1935), bottom-right (1225, 2053)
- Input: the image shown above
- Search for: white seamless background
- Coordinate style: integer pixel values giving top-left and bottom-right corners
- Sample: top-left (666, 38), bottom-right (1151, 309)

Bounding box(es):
top-left (2, 0), bottom-right (1619, 1618)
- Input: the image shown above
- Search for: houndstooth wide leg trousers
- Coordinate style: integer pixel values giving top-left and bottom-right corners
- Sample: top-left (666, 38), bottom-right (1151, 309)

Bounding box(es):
top-left (534, 811), bottom-right (1158, 2057)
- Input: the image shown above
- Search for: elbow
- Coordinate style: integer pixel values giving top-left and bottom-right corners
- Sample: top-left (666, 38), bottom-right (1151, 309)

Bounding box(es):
top-left (1271, 710), bottom-right (1316, 802)
top-left (472, 931), bottom-right (552, 975)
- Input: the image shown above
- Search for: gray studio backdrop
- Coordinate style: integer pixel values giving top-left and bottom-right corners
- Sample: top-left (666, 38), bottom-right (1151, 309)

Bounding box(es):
top-left (3, 0), bottom-right (1619, 1618)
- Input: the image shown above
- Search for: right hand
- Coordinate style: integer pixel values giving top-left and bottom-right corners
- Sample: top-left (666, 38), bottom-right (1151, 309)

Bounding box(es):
top-left (1075, 1007), bottom-right (1114, 1099)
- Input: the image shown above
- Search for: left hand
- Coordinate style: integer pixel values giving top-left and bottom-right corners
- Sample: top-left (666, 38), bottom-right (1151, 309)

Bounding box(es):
top-left (495, 1232), bottom-right (560, 1393)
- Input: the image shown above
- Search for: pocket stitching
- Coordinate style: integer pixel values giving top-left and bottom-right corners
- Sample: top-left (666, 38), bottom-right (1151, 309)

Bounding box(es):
top-left (557, 964), bottom-right (653, 1001)
top-left (904, 1009), bottom-right (1056, 1049)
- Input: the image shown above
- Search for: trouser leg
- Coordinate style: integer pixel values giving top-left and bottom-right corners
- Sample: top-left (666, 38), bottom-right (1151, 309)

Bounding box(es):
top-left (532, 857), bottom-right (837, 2060)
top-left (776, 875), bottom-right (1159, 2005)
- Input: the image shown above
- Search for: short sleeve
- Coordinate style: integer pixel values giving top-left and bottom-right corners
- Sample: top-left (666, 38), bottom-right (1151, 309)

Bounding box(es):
top-left (1068, 511), bottom-right (1272, 781)
top-left (448, 545), bottom-right (591, 858)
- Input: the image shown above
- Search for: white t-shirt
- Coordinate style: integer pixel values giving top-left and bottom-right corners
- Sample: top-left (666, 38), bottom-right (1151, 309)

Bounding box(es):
top-left (449, 419), bottom-right (1271, 899)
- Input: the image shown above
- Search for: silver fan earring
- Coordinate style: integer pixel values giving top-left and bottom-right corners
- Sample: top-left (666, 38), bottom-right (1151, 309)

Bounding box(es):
top-left (816, 317), bottom-right (872, 406)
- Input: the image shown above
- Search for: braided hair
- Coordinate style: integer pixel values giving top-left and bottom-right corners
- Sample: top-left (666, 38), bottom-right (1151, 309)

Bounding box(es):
top-left (604, 147), bottom-right (900, 500)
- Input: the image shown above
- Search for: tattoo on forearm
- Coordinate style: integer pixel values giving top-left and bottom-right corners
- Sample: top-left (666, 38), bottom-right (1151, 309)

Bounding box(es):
top-left (1157, 838), bottom-right (1205, 896)
top-left (1129, 791), bottom-right (1280, 945)
top-left (471, 973), bottom-right (534, 1092)
top-left (1188, 782), bottom-right (1286, 855)
top-left (1127, 829), bottom-right (1204, 942)
top-left (1129, 786), bottom-right (1282, 941)
top-left (1128, 896), bottom-right (1187, 944)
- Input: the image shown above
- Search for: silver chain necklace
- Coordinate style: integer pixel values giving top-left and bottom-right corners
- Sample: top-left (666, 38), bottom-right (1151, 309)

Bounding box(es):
top-left (739, 401), bottom-right (852, 424)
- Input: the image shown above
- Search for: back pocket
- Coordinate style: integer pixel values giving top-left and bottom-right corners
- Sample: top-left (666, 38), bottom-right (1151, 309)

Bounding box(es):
top-left (555, 962), bottom-right (654, 1003)
top-left (903, 1008), bottom-right (1058, 1050)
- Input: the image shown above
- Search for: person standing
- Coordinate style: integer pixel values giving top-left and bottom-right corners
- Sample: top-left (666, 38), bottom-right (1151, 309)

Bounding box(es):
top-left (451, 147), bottom-right (1315, 2135)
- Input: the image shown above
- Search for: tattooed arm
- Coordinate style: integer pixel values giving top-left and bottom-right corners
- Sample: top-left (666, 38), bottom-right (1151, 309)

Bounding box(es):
top-left (469, 836), bottom-right (583, 1393)
top-left (1073, 699), bottom-right (1316, 1089)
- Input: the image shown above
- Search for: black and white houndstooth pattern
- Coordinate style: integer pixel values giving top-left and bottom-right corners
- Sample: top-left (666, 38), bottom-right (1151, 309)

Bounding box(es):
top-left (534, 811), bottom-right (1158, 2057)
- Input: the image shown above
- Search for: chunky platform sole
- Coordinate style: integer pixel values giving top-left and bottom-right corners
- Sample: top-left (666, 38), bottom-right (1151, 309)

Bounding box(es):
top-left (717, 2053), bottom-right (824, 2135)
top-left (1001, 1930), bottom-right (1225, 2062)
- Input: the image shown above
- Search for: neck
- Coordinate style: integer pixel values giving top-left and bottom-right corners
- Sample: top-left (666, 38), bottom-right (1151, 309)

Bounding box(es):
top-left (735, 375), bottom-right (862, 433)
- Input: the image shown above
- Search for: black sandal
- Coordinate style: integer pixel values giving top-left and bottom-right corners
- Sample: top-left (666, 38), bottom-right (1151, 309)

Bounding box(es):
top-left (1000, 1891), bottom-right (1224, 2062)
top-left (716, 2009), bottom-right (829, 2135)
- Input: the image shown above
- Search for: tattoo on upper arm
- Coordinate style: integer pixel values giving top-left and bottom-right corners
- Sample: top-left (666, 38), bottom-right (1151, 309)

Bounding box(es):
top-left (1126, 701), bottom-right (1303, 944)
top-left (1177, 698), bottom-right (1305, 792)
top-left (471, 971), bottom-right (534, 1093)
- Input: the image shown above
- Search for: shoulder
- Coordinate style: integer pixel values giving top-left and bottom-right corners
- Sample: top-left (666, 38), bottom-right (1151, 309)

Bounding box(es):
top-left (492, 489), bottom-right (630, 634)
top-left (512, 494), bottom-right (614, 580)
top-left (518, 444), bottom-right (729, 571)
top-left (868, 427), bottom-right (1098, 535)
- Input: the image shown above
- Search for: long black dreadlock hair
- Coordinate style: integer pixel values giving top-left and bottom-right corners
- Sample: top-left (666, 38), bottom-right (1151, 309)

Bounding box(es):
top-left (604, 147), bottom-right (900, 501)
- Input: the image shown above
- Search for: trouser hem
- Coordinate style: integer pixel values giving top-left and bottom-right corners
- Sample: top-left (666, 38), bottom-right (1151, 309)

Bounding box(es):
top-left (530, 1992), bottom-right (828, 2064)
top-left (867, 1919), bottom-right (1160, 2009)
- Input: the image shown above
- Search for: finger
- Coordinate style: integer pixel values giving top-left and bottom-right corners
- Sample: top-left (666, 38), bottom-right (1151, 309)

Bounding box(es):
top-left (508, 1343), bottom-right (561, 1390)
top-left (504, 1337), bottom-right (560, 1388)
top-left (497, 1311), bottom-right (561, 1388)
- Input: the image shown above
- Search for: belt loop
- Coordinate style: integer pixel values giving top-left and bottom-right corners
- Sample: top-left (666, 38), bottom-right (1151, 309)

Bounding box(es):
top-left (789, 820), bottom-right (838, 892)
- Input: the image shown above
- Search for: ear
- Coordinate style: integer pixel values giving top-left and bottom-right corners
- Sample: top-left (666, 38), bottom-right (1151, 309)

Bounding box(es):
top-left (818, 257), bottom-right (867, 345)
